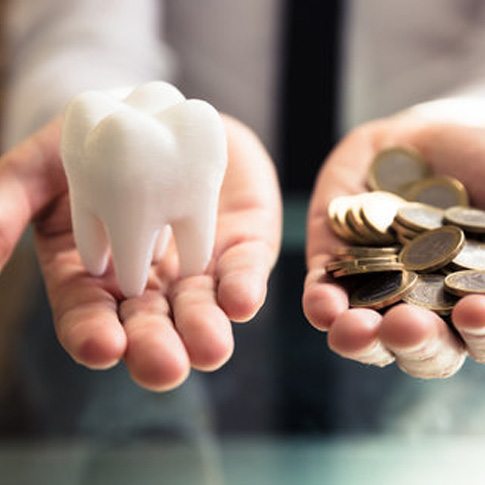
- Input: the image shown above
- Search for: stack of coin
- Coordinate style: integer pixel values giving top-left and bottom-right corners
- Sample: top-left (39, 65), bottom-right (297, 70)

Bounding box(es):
top-left (328, 191), bottom-right (405, 246)
top-left (325, 146), bottom-right (485, 314)
top-left (325, 250), bottom-right (402, 279)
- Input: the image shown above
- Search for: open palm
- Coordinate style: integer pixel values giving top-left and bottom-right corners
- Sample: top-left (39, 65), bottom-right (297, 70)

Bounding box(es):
top-left (303, 114), bottom-right (485, 378)
top-left (1, 115), bottom-right (281, 391)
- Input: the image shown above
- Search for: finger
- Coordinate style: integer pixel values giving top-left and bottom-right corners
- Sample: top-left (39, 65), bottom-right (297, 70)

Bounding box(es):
top-left (303, 126), bottom-right (378, 330)
top-left (452, 295), bottom-right (485, 363)
top-left (327, 309), bottom-right (395, 367)
top-left (302, 255), bottom-right (349, 331)
top-left (0, 119), bottom-right (66, 266)
top-left (216, 229), bottom-right (273, 323)
top-left (37, 241), bottom-right (127, 370)
top-left (411, 123), bottom-right (485, 207)
top-left (120, 289), bottom-right (191, 392)
top-left (306, 124), bottom-right (378, 263)
top-left (214, 116), bottom-right (282, 322)
top-left (379, 304), bottom-right (466, 379)
top-left (170, 275), bottom-right (234, 371)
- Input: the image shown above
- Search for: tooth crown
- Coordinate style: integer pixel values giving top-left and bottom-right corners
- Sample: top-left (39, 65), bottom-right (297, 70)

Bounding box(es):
top-left (61, 81), bottom-right (228, 297)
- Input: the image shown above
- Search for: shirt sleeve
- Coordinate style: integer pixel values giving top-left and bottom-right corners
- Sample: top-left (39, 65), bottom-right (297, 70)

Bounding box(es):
top-left (1, 0), bottom-right (175, 149)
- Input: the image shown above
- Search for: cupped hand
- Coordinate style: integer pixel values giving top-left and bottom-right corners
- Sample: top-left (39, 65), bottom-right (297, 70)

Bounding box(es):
top-left (303, 113), bottom-right (485, 378)
top-left (0, 115), bottom-right (281, 391)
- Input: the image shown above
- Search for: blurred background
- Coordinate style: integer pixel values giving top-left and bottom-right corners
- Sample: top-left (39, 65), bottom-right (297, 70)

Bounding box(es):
top-left (1, 1), bottom-right (485, 484)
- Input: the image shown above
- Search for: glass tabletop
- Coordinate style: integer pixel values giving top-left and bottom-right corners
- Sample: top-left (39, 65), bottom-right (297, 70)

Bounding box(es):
top-left (1, 435), bottom-right (485, 485)
top-left (1, 197), bottom-right (485, 485)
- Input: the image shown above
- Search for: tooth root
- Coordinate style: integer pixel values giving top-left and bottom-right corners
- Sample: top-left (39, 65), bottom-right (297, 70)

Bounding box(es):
top-left (152, 225), bottom-right (172, 263)
top-left (172, 209), bottom-right (217, 277)
top-left (71, 200), bottom-right (110, 276)
top-left (106, 222), bottom-right (158, 298)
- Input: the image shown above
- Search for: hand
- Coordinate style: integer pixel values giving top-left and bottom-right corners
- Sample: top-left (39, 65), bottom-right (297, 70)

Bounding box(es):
top-left (303, 113), bottom-right (485, 378)
top-left (0, 115), bottom-right (281, 391)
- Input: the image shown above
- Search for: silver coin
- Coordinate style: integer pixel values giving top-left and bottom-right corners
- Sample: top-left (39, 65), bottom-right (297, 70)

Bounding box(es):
top-left (396, 203), bottom-right (444, 231)
top-left (452, 239), bottom-right (485, 270)
top-left (444, 270), bottom-right (485, 297)
top-left (444, 206), bottom-right (485, 233)
top-left (403, 274), bottom-right (458, 315)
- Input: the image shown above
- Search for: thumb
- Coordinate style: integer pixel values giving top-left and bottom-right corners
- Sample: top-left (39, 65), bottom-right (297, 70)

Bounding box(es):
top-left (0, 118), bottom-right (66, 267)
top-left (411, 123), bottom-right (485, 207)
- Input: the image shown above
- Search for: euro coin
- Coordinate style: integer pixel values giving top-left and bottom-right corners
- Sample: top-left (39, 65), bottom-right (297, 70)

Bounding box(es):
top-left (332, 263), bottom-right (404, 278)
top-left (347, 195), bottom-right (385, 243)
top-left (350, 270), bottom-right (418, 310)
top-left (325, 256), bottom-right (398, 274)
top-left (444, 270), bottom-right (485, 297)
top-left (360, 191), bottom-right (405, 237)
top-left (403, 274), bottom-right (458, 315)
top-left (403, 176), bottom-right (469, 209)
top-left (328, 195), bottom-right (372, 244)
top-left (444, 206), bottom-right (485, 234)
top-left (391, 220), bottom-right (421, 240)
top-left (452, 240), bottom-right (485, 270)
top-left (397, 233), bottom-right (414, 246)
top-left (344, 209), bottom-right (373, 244)
top-left (399, 226), bottom-right (465, 272)
top-left (367, 147), bottom-right (431, 194)
top-left (327, 196), bottom-right (356, 241)
top-left (334, 246), bottom-right (400, 258)
top-left (395, 203), bottom-right (444, 232)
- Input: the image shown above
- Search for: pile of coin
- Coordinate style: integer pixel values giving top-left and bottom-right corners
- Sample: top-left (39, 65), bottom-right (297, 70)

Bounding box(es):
top-left (325, 146), bottom-right (485, 314)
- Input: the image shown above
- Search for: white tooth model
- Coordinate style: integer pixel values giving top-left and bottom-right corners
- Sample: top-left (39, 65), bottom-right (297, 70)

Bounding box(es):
top-left (60, 81), bottom-right (227, 298)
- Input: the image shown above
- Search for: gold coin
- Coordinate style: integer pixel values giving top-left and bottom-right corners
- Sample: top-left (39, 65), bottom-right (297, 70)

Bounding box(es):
top-left (328, 199), bottom-right (347, 239)
top-left (327, 196), bottom-right (357, 241)
top-left (391, 220), bottom-right (421, 240)
top-left (444, 270), bottom-right (485, 297)
top-left (347, 195), bottom-right (385, 243)
top-left (334, 246), bottom-right (400, 258)
top-left (350, 270), bottom-right (418, 310)
top-left (328, 213), bottom-right (347, 240)
top-left (452, 239), bottom-right (485, 270)
top-left (325, 260), bottom-right (350, 273)
top-left (395, 203), bottom-right (444, 232)
top-left (348, 256), bottom-right (399, 266)
top-left (359, 207), bottom-right (396, 245)
top-left (399, 226), bottom-right (465, 272)
top-left (403, 274), bottom-right (458, 315)
top-left (397, 233), bottom-right (414, 246)
top-left (344, 208), bottom-right (374, 245)
top-left (444, 206), bottom-right (485, 234)
top-left (367, 147), bottom-right (430, 194)
top-left (360, 191), bottom-right (406, 236)
top-left (332, 263), bottom-right (404, 278)
top-left (326, 256), bottom-right (398, 273)
top-left (325, 259), bottom-right (358, 273)
top-left (403, 176), bottom-right (469, 209)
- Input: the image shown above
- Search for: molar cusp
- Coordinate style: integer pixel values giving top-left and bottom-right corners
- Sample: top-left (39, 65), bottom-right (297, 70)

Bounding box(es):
top-left (65, 91), bottom-right (122, 128)
top-left (124, 81), bottom-right (185, 114)
top-left (83, 112), bottom-right (171, 173)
